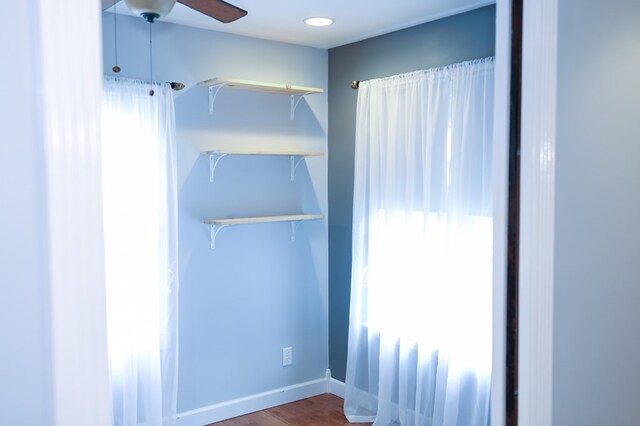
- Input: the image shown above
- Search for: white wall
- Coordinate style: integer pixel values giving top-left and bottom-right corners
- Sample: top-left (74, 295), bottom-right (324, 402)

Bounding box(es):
top-left (102, 14), bottom-right (329, 418)
top-left (553, 1), bottom-right (640, 424)
top-left (0, 2), bottom-right (53, 424)
top-left (2, 1), bottom-right (111, 425)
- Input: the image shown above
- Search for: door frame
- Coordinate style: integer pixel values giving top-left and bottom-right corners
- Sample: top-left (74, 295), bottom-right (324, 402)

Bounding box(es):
top-left (492, 0), bottom-right (558, 425)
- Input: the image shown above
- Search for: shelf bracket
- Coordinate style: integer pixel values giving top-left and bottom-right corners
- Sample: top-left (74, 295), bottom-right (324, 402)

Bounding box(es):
top-left (208, 83), bottom-right (229, 115)
top-left (290, 155), bottom-right (305, 181)
top-left (210, 224), bottom-right (228, 250)
top-left (290, 92), bottom-right (312, 120)
top-left (290, 220), bottom-right (299, 242)
top-left (209, 153), bottom-right (228, 182)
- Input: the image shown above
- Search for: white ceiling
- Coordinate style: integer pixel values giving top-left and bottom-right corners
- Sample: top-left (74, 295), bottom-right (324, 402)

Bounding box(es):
top-left (108, 0), bottom-right (495, 49)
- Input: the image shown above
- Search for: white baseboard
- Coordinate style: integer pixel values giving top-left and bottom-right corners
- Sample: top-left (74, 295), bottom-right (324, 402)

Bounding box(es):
top-left (176, 371), bottom-right (349, 425)
top-left (176, 378), bottom-right (328, 426)
top-left (328, 378), bottom-right (346, 398)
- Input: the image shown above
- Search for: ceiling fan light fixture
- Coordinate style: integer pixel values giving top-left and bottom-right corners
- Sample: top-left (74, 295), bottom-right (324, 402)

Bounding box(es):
top-left (124, 0), bottom-right (177, 21)
top-left (304, 17), bottom-right (334, 27)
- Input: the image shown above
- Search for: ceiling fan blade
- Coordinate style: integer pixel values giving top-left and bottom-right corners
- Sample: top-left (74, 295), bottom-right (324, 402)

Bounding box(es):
top-left (101, 0), bottom-right (121, 11)
top-left (178, 0), bottom-right (247, 23)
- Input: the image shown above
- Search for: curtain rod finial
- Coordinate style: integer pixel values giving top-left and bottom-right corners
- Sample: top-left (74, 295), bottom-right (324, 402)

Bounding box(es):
top-left (351, 80), bottom-right (360, 90)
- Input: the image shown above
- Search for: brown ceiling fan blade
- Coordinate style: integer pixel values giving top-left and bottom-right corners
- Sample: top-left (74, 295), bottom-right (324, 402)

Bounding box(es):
top-left (101, 0), bottom-right (121, 11)
top-left (178, 0), bottom-right (247, 23)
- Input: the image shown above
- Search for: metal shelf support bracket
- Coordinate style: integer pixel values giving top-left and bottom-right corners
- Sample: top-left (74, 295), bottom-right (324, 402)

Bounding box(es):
top-left (290, 92), bottom-right (312, 120)
top-left (210, 224), bottom-right (228, 250)
top-left (208, 82), bottom-right (229, 114)
top-left (290, 155), bottom-right (305, 181)
top-left (209, 153), bottom-right (228, 182)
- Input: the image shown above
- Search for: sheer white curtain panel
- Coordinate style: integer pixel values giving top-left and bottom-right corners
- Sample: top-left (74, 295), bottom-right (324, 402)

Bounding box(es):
top-left (101, 77), bottom-right (179, 426)
top-left (345, 58), bottom-right (495, 426)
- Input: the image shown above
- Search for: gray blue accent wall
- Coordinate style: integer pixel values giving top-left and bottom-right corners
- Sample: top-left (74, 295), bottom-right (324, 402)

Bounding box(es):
top-left (327, 5), bottom-right (496, 382)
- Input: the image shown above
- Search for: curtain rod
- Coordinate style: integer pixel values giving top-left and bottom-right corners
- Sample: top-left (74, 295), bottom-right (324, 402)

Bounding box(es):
top-left (105, 75), bottom-right (185, 91)
top-left (350, 58), bottom-right (495, 92)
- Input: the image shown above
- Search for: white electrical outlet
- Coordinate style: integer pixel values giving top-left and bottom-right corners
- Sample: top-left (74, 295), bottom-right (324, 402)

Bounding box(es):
top-left (282, 346), bottom-right (293, 366)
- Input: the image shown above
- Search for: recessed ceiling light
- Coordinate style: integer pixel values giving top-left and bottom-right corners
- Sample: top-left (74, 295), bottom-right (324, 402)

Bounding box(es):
top-left (304, 17), bottom-right (334, 27)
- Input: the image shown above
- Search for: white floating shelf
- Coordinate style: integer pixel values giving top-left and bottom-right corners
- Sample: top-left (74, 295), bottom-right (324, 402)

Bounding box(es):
top-left (203, 150), bottom-right (324, 182)
top-left (205, 214), bottom-right (324, 249)
top-left (198, 77), bottom-right (324, 95)
top-left (203, 150), bottom-right (324, 157)
top-left (198, 77), bottom-right (324, 119)
top-left (205, 214), bottom-right (324, 226)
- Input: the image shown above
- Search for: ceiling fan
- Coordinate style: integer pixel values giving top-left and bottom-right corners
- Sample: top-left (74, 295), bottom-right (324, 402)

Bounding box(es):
top-left (102, 0), bottom-right (248, 24)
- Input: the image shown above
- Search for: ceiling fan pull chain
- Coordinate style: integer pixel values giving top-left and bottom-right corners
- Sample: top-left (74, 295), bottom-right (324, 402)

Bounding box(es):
top-left (112, 0), bottom-right (121, 73)
top-left (149, 22), bottom-right (154, 96)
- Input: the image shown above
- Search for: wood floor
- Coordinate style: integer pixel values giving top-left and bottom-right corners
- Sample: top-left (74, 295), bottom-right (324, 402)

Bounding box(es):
top-left (210, 393), bottom-right (370, 426)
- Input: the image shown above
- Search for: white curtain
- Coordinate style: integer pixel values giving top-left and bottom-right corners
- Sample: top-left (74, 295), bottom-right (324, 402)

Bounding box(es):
top-left (345, 58), bottom-right (494, 426)
top-left (101, 77), bottom-right (179, 426)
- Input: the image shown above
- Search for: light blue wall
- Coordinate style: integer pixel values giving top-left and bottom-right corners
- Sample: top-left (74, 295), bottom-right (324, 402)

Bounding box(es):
top-left (327, 5), bottom-right (496, 382)
top-left (553, 1), bottom-right (640, 424)
top-left (102, 15), bottom-right (328, 413)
